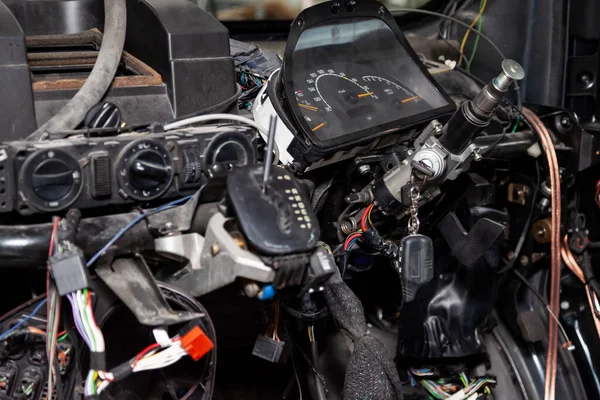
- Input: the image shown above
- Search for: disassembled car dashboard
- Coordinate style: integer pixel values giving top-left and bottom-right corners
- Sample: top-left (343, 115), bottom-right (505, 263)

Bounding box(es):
top-left (0, 0), bottom-right (599, 399)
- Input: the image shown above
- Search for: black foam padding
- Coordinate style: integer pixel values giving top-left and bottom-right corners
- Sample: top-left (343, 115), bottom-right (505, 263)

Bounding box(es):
top-left (324, 280), bottom-right (403, 399)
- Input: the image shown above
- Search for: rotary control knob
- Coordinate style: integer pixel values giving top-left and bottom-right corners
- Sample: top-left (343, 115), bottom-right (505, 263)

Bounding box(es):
top-left (19, 149), bottom-right (83, 212)
top-left (181, 146), bottom-right (203, 185)
top-left (117, 140), bottom-right (174, 201)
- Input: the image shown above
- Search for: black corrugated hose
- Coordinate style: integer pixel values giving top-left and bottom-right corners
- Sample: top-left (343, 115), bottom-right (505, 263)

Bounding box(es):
top-left (26, 0), bottom-right (127, 141)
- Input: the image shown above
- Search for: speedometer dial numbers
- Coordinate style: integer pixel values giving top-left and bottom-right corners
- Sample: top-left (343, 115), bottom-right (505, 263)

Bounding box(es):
top-left (361, 76), bottom-right (428, 116)
top-left (293, 71), bottom-right (433, 140)
top-left (294, 70), bottom-right (377, 137)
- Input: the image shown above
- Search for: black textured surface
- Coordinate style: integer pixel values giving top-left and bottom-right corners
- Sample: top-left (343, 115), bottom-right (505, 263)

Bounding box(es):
top-left (324, 281), bottom-right (403, 400)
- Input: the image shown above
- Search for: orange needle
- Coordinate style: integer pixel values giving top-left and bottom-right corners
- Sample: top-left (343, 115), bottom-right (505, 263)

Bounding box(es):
top-left (402, 95), bottom-right (419, 103)
top-left (312, 122), bottom-right (326, 132)
top-left (299, 103), bottom-right (319, 112)
top-left (357, 92), bottom-right (374, 98)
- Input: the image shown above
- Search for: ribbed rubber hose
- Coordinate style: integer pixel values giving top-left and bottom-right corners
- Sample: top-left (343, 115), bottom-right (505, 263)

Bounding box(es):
top-left (26, 0), bottom-right (127, 141)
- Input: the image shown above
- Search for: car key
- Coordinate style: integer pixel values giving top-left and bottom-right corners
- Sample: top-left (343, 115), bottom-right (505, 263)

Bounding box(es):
top-left (400, 187), bottom-right (434, 302)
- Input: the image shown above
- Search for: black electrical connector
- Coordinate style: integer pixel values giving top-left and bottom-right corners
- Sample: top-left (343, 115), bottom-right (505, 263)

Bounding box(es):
top-left (49, 248), bottom-right (89, 296)
top-left (252, 335), bottom-right (285, 363)
top-left (361, 229), bottom-right (399, 260)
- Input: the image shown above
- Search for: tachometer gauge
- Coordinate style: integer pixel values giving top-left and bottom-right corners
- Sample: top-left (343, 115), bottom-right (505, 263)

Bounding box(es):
top-left (252, 0), bottom-right (454, 172)
top-left (361, 76), bottom-right (431, 117)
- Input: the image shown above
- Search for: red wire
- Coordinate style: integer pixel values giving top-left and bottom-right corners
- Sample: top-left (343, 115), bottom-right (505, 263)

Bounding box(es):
top-left (47, 217), bottom-right (60, 341)
top-left (361, 204), bottom-right (375, 232)
top-left (48, 218), bottom-right (60, 257)
top-left (85, 290), bottom-right (103, 338)
top-left (132, 343), bottom-right (161, 367)
top-left (344, 233), bottom-right (362, 250)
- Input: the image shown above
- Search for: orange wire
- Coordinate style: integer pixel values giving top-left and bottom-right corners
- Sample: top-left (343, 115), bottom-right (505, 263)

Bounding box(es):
top-left (458, 0), bottom-right (488, 65)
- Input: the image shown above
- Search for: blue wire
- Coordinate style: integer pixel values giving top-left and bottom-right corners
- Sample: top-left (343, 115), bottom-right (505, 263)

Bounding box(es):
top-left (347, 238), bottom-right (359, 250)
top-left (0, 299), bottom-right (47, 341)
top-left (3, 198), bottom-right (192, 341)
top-left (86, 196), bottom-right (194, 267)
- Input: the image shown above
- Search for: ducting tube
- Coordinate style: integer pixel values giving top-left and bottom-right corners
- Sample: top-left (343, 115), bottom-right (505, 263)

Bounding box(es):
top-left (26, 0), bottom-right (127, 141)
top-left (0, 213), bottom-right (154, 268)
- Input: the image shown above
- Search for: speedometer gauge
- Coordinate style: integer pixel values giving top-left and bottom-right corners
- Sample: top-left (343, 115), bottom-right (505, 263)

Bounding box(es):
top-left (252, 0), bottom-right (454, 171)
top-left (295, 70), bottom-right (378, 135)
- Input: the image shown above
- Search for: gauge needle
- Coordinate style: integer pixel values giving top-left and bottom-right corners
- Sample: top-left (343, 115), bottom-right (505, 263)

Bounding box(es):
top-left (357, 92), bottom-right (374, 98)
top-left (402, 95), bottom-right (419, 103)
top-left (312, 122), bottom-right (326, 132)
top-left (299, 103), bottom-right (319, 112)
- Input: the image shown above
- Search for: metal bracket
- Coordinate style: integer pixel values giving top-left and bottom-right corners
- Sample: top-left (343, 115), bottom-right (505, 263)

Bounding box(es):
top-left (96, 256), bottom-right (201, 326)
top-left (155, 233), bottom-right (204, 270)
top-left (161, 213), bottom-right (275, 297)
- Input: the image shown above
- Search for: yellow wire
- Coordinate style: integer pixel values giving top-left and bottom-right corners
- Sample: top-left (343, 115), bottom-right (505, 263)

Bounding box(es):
top-left (345, 229), bottom-right (363, 242)
top-left (308, 326), bottom-right (313, 342)
top-left (458, 0), bottom-right (488, 65)
top-left (367, 206), bottom-right (374, 227)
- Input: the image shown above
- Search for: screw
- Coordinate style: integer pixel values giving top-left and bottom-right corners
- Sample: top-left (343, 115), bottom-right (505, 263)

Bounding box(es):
top-left (560, 301), bottom-right (570, 310)
top-left (244, 283), bottom-right (260, 298)
top-left (358, 165), bottom-right (371, 175)
top-left (520, 255), bottom-right (529, 266)
top-left (434, 122), bottom-right (443, 136)
top-left (318, 286), bottom-right (324, 291)
top-left (579, 72), bottom-right (594, 90)
top-left (211, 243), bottom-right (220, 256)
top-left (407, 149), bottom-right (414, 156)
top-left (308, 288), bottom-right (315, 294)
top-left (473, 148), bottom-right (482, 161)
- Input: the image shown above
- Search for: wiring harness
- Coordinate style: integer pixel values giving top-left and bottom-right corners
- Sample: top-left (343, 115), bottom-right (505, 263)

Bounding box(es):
top-left (409, 368), bottom-right (496, 400)
top-left (92, 325), bottom-right (213, 396)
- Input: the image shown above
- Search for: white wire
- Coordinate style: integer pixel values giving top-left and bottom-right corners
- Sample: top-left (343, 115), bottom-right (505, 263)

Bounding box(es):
top-left (85, 370), bottom-right (96, 396)
top-left (75, 290), bottom-right (96, 352)
top-left (97, 379), bottom-right (111, 394)
top-left (133, 344), bottom-right (187, 372)
top-left (85, 295), bottom-right (105, 352)
top-left (163, 113), bottom-right (268, 137)
top-left (133, 347), bottom-right (187, 371)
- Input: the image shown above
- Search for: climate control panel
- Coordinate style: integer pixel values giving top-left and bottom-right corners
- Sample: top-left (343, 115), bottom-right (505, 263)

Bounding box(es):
top-left (116, 139), bottom-right (174, 201)
top-left (0, 125), bottom-right (256, 215)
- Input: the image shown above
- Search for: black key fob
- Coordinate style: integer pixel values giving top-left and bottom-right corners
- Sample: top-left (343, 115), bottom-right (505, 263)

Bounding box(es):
top-left (400, 234), bottom-right (434, 302)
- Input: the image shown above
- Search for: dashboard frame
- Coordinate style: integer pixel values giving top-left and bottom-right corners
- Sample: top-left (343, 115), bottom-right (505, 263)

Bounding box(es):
top-left (281, 0), bottom-right (456, 152)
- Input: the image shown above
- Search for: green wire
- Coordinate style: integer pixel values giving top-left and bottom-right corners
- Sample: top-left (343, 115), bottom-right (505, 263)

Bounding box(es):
top-left (57, 333), bottom-right (68, 342)
top-left (467, 0), bottom-right (485, 72)
top-left (80, 290), bottom-right (97, 352)
top-left (511, 115), bottom-right (521, 133)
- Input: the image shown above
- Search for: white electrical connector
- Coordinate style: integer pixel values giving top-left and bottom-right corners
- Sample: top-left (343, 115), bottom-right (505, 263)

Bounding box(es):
top-left (152, 328), bottom-right (172, 348)
top-left (467, 392), bottom-right (479, 400)
top-left (447, 389), bottom-right (467, 400)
